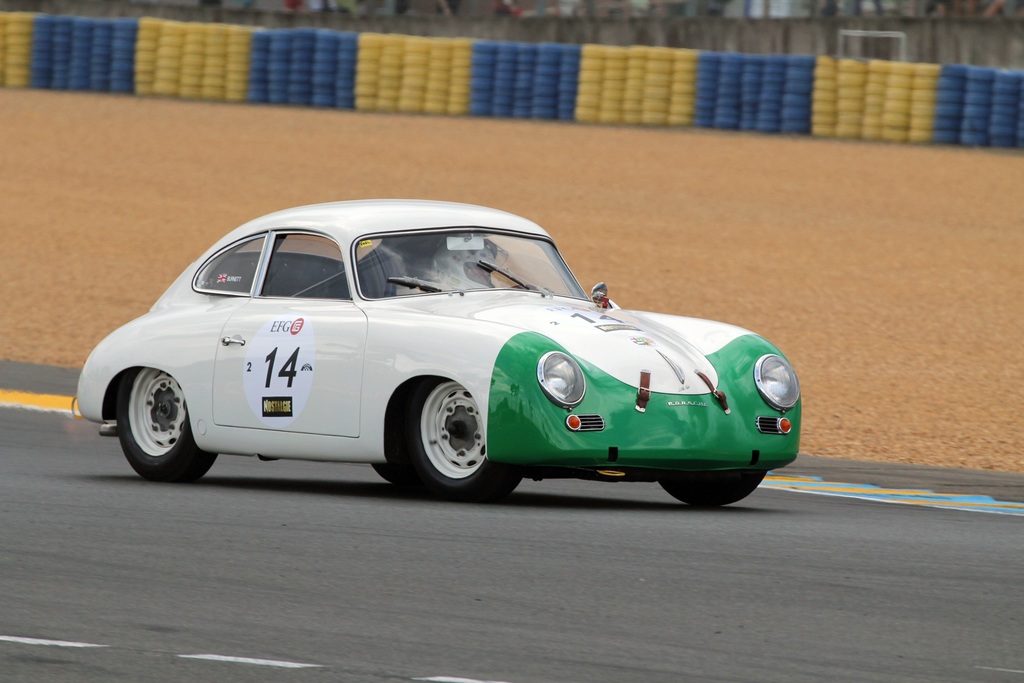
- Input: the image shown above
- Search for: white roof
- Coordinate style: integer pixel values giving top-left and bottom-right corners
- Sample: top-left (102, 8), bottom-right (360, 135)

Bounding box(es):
top-left (208, 200), bottom-right (550, 255)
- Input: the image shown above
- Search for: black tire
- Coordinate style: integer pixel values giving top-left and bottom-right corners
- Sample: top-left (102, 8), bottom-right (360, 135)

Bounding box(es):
top-left (658, 471), bottom-right (766, 507)
top-left (116, 368), bottom-right (217, 483)
top-left (371, 462), bottom-right (423, 487)
top-left (406, 379), bottom-right (521, 503)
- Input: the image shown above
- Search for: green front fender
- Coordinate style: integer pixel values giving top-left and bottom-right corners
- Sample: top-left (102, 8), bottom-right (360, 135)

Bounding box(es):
top-left (486, 332), bottom-right (800, 471)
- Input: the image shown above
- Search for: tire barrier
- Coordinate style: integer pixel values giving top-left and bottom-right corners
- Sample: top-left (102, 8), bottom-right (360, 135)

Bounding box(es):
top-left (907, 63), bottom-right (939, 143)
top-left (4, 11), bottom-right (1023, 149)
top-left (811, 56), bottom-right (837, 138)
top-left (755, 55), bottom-right (786, 133)
top-left (4, 12), bottom-right (34, 88)
top-left (989, 69), bottom-right (1021, 149)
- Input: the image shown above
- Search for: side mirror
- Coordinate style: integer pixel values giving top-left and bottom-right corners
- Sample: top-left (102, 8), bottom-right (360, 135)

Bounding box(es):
top-left (591, 282), bottom-right (611, 309)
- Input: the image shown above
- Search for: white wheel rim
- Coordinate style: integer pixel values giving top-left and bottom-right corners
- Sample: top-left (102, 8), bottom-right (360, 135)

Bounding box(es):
top-left (420, 381), bottom-right (485, 480)
top-left (128, 369), bottom-right (186, 457)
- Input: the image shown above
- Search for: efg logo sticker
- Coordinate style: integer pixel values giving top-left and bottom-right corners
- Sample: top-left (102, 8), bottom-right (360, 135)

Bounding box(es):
top-left (262, 396), bottom-right (293, 418)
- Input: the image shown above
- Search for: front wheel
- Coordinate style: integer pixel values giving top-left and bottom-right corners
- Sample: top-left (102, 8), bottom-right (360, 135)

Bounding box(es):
top-left (116, 368), bottom-right (217, 483)
top-left (658, 471), bottom-right (766, 507)
top-left (406, 380), bottom-right (521, 503)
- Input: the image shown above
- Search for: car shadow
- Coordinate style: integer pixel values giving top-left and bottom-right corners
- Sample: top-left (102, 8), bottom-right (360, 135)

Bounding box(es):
top-left (82, 473), bottom-right (785, 513)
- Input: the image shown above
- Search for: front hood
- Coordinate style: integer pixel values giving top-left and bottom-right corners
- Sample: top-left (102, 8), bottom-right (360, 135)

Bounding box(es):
top-left (386, 293), bottom-right (752, 394)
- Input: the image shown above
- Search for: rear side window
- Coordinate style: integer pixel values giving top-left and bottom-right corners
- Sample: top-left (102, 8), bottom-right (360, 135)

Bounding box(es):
top-left (260, 234), bottom-right (350, 300)
top-left (194, 236), bottom-right (266, 295)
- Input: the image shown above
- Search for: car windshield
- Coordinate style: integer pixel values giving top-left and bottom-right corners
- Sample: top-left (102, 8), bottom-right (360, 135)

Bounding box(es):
top-left (354, 230), bottom-right (587, 300)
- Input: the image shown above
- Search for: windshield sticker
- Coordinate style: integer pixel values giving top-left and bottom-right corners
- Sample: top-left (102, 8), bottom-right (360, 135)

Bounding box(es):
top-left (630, 336), bottom-right (656, 346)
top-left (242, 316), bottom-right (315, 427)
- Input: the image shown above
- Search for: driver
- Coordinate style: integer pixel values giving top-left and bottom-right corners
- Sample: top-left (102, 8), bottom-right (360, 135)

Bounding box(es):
top-left (430, 236), bottom-right (500, 290)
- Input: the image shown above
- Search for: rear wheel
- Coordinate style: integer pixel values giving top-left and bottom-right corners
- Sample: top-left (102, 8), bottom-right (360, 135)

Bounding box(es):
top-left (406, 380), bottom-right (521, 502)
top-left (658, 471), bottom-right (766, 507)
top-left (116, 368), bottom-right (217, 483)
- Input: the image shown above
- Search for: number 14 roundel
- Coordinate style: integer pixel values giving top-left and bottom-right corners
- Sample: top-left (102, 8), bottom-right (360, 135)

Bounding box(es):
top-left (243, 316), bottom-right (316, 428)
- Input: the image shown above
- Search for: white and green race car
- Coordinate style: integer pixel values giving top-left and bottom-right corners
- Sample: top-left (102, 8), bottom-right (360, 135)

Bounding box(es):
top-left (76, 200), bottom-right (800, 505)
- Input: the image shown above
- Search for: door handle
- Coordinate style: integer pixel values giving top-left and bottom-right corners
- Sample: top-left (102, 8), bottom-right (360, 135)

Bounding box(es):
top-left (221, 335), bottom-right (246, 347)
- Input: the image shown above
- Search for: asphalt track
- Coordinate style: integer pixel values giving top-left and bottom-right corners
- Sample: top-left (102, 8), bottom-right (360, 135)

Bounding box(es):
top-left (2, 361), bottom-right (1023, 682)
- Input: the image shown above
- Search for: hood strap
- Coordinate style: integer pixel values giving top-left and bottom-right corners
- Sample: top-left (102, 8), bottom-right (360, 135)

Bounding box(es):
top-left (636, 369), bottom-right (652, 413)
top-left (695, 370), bottom-right (730, 415)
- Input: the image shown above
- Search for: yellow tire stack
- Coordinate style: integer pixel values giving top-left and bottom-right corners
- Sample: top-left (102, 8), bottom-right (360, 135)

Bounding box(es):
top-left (812, 56), bottom-right (838, 137)
top-left (200, 24), bottom-right (228, 101)
top-left (622, 46), bottom-right (647, 125)
top-left (355, 32), bottom-right (384, 111)
top-left (153, 20), bottom-right (185, 98)
top-left (398, 36), bottom-right (429, 114)
top-left (908, 63), bottom-right (940, 143)
top-left (860, 59), bottom-right (889, 141)
top-left (3, 12), bottom-right (34, 88)
top-left (641, 46), bottom-right (673, 126)
top-left (224, 26), bottom-right (254, 103)
top-left (881, 60), bottom-right (914, 143)
top-left (0, 12), bottom-right (8, 86)
top-left (667, 48), bottom-right (699, 127)
top-left (447, 38), bottom-right (472, 115)
top-left (574, 44), bottom-right (605, 123)
top-left (134, 17), bottom-right (162, 96)
top-left (376, 34), bottom-right (404, 112)
top-left (423, 38), bottom-right (452, 115)
top-left (598, 46), bottom-right (628, 124)
top-left (178, 23), bottom-right (207, 100)
top-left (835, 59), bottom-right (867, 138)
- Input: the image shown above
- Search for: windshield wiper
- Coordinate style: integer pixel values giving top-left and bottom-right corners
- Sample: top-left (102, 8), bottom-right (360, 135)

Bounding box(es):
top-left (477, 259), bottom-right (548, 295)
top-left (387, 276), bottom-right (443, 293)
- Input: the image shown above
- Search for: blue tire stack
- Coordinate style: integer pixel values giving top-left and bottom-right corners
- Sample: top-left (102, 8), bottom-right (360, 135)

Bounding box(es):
top-left (287, 29), bottom-right (316, 106)
top-left (694, 52), bottom-right (721, 128)
top-left (491, 42), bottom-right (518, 117)
top-left (68, 18), bottom-right (95, 92)
top-left (311, 30), bottom-right (340, 107)
top-left (469, 41), bottom-right (499, 117)
top-left (110, 19), bottom-right (138, 94)
top-left (512, 43), bottom-right (537, 118)
top-left (557, 43), bottom-right (580, 121)
top-left (988, 70), bottom-right (1022, 148)
top-left (756, 55), bottom-right (787, 133)
top-left (1019, 76), bottom-right (1024, 147)
top-left (29, 15), bottom-right (55, 89)
top-left (780, 55), bottom-right (814, 134)
top-left (248, 30), bottom-right (271, 104)
top-left (267, 30), bottom-right (293, 105)
top-left (960, 66), bottom-right (995, 146)
top-left (933, 64), bottom-right (966, 145)
top-left (335, 31), bottom-right (358, 110)
top-left (740, 55), bottom-right (764, 131)
top-left (713, 53), bottom-right (742, 130)
top-left (50, 16), bottom-right (74, 90)
top-left (89, 20), bottom-right (113, 92)
top-left (531, 43), bottom-right (561, 120)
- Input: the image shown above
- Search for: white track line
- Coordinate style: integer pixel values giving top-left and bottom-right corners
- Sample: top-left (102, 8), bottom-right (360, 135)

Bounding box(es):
top-left (178, 654), bottom-right (322, 668)
top-left (414, 677), bottom-right (517, 683)
top-left (0, 635), bottom-right (108, 648)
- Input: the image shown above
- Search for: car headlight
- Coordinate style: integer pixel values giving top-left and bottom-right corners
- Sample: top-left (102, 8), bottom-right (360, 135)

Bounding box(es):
top-left (537, 352), bottom-right (586, 408)
top-left (753, 354), bottom-right (800, 412)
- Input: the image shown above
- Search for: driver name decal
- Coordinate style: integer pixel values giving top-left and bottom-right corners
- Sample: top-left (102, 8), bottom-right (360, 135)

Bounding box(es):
top-left (243, 316), bottom-right (315, 427)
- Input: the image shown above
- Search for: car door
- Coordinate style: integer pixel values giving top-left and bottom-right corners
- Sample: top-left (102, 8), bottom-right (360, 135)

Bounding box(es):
top-left (212, 232), bottom-right (367, 438)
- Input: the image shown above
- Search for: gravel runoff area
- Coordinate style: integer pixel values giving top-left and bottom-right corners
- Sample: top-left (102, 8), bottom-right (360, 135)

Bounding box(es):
top-left (1, 89), bottom-right (1021, 474)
